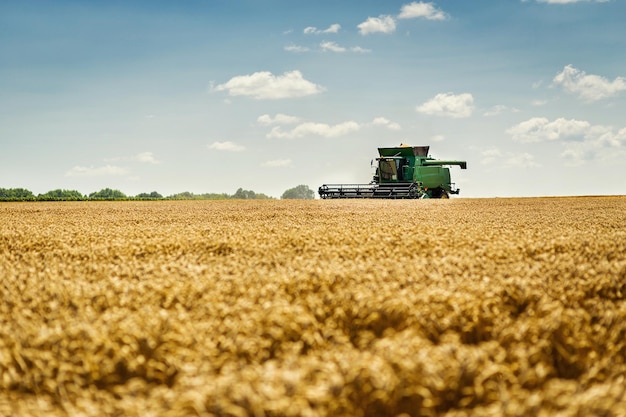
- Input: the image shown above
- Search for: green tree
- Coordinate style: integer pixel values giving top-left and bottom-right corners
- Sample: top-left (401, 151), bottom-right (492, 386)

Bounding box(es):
top-left (281, 185), bottom-right (314, 200)
top-left (198, 193), bottom-right (231, 200)
top-left (38, 189), bottom-right (84, 201)
top-left (0, 188), bottom-right (35, 201)
top-left (168, 191), bottom-right (197, 200)
top-left (88, 188), bottom-right (127, 200)
top-left (232, 188), bottom-right (256, 199)
top-left (136, 191), bottom-right (163, 199)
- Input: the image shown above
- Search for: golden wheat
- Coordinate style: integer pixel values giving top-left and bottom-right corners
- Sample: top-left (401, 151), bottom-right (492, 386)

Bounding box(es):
top-left (1, 197), bottom-right (625, 416)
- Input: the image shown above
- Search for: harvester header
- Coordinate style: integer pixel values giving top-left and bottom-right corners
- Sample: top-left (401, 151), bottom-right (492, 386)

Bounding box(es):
top-left (318, 144), bottom-right (467, 199)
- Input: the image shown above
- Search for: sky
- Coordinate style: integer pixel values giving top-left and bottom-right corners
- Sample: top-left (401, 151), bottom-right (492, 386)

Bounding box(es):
top-left (1, 0), bottom-right (625, 198)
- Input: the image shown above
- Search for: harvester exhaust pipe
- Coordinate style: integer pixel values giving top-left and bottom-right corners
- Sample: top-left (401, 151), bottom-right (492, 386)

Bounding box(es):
top-left (422, 160), bottom-right (467, 169)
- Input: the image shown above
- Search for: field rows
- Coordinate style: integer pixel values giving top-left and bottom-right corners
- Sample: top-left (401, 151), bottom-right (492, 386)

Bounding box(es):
top-left (1, 198), bottom-right (625, 416)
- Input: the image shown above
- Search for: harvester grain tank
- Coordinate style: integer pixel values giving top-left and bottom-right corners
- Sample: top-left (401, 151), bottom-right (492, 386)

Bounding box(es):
top-left (318, 144), bottom-right (467, 199)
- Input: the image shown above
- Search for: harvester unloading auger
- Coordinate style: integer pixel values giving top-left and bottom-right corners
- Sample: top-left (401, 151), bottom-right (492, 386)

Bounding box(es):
top-left (318, 144), bottom-right (467, 199)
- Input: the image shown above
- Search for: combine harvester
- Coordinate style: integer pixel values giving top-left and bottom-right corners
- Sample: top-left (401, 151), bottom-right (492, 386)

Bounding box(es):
top-left (318, 144), bottom-right (467, 199)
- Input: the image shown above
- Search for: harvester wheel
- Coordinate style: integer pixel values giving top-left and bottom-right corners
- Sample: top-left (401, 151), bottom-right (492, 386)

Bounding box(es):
top-left (440, 190), bottom-right (449, 199)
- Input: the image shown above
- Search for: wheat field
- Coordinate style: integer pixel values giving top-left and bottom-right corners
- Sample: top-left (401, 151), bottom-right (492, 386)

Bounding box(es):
top-left (1, 197), bottom-right (625, 417)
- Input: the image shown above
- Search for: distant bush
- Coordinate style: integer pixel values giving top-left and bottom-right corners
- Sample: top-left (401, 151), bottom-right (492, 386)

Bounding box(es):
top-left (0, 188), bottom-right (36, 201)
top-left (0, 187), bottom-right (276, 201)
top-left (136, 191), bottom-right (164, 200)
top-left (89, 188), bottom-right (128, 200)
top-left (231, 188), bottom-right (273, 200)
top-left (166, 189), bottom-right (274, 200)
top-left (38, 189), bottom-right (85, 201)
top-left (281, 185), bottom-right (315, 200)
top-left (167, 191), bottom-right (231, 200)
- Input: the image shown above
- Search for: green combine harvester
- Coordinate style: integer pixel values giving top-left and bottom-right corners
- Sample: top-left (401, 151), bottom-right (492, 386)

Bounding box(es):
top-left (318, 144), bottom-right (467, 199)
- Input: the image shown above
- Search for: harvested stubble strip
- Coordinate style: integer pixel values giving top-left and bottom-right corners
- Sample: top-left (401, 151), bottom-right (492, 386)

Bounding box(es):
top-left (0, 197), bottom-right (625, 417)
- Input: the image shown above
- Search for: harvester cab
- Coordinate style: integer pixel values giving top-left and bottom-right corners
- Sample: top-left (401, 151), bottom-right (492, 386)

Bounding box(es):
top-left (319, 144), bottom-right (466, 199)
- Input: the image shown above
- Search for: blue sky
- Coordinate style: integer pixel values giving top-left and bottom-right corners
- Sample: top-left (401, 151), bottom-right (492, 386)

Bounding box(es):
top-left (2, 0), bottom-right (625, 198)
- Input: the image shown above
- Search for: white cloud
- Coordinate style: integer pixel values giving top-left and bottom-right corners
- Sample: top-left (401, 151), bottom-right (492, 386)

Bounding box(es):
top-left (320, 42), bottom-right (371, 53)
top-left (261, 159), bottom-right (293, 168)
top-left (106, 151), bottom-right (160, 164)
top-left (135, 151), bottom-right (160, 164)
top-left (267, 121), bottom-right (361, 139)
top-left (286, 42), bottom-right (369, 54)
top-left (208, 141), bottom-right (246, 152)
top-left (261, 116), bottom-right (400, 139)
top-left (257, 113), bottom-right (301, 126)
top-left (358, 15), bottom-right (396, 35)
top-left (351, 46), bottom-right (372, 54)
top-left (213, 70), bottom-right (324, 100)
top-left (559, 148), bottom-right (587, 164)
top-left (480, 148), bottom-right (539, 168)
top-left (416, 92), bottom-right (474, 118)
top-left (284, 44), bottom-right (310, 53)
top-left (504, 153), bottom-right (540, 168)
top-left (561, 127), bottom-right (626, 165)
top-left (506, 117), bottom-right (626, 165)
top-left (320, 41), bottom-right (346, 53)
top-left (553, 65), bottom-right (626, 102)
top-left (304, 24), bottom-right (341, 35)
top-left (398, 2), bottom-right (449, 20)
top-left (65, 165), bottom-right (129, 177)
top-left (506, 117), bottom-right (590, 143)
top-left (371, 117), bottom-right (401, 130)
top-left (480, 148), bottom-right (503, 165)
top-left (601, 126), bottom-right (626, 147)
top-left (483, 105), bottom-right (507, 117)
top-left (325, 24), bottom-right (341, 33)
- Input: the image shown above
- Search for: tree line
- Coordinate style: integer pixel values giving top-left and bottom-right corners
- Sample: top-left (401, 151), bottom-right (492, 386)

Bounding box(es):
top-left (0, 185), bottom-right (315, 201)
